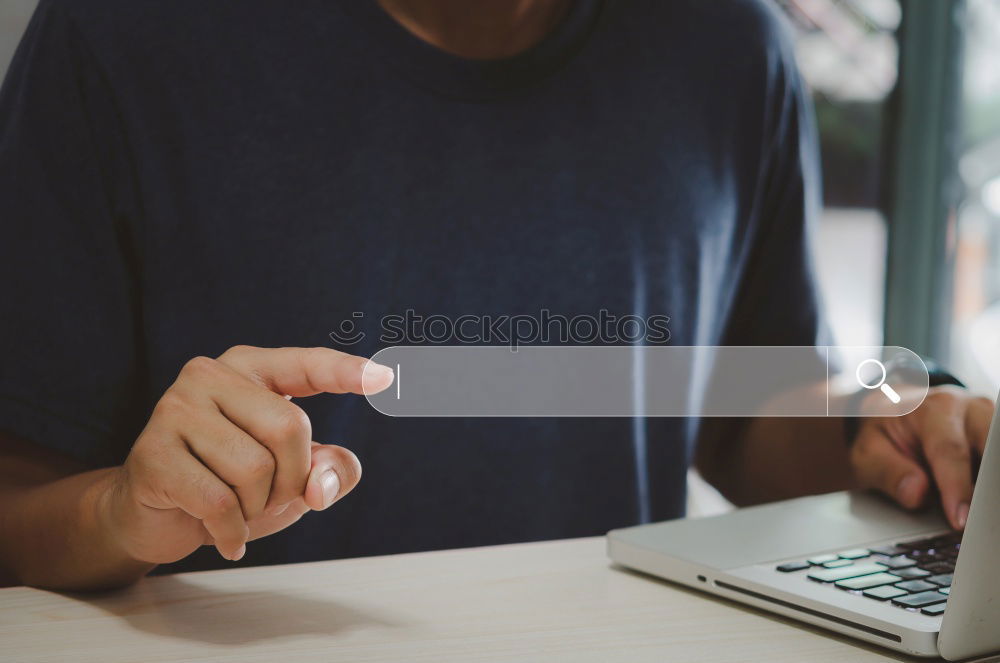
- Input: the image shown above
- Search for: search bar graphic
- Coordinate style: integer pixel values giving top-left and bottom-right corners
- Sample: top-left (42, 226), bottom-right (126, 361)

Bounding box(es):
top-left (363, 346), bottom-right (929, 417)
top-left (855, 358), bottom-right (901, 404)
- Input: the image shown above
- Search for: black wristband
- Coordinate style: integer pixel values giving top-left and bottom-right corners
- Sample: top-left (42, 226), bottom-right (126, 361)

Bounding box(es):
top-left (843, 357), bottom-right (965, 447)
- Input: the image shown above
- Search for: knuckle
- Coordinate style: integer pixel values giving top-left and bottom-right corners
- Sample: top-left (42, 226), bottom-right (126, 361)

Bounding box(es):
top-left (933, 437), bottom-right (971, 460)
top-left (305, 347), bottom-right (329, 362)
top-left (270, 404), bottom-right (312, 443)
top-left (974, 396), bottom-right (995, 411)
top-left (180, 355), bottom-right (218, 380)
top-left (925, 388), bottom-right (961, 409)
top-left (245, 368), bottom-right (271, 389)
top-left (206, 488), bottom-right (239, 517)
top-left (220, 344), bottom-right (255, 360)
top-left (244, 447), bottom-right (276, 479)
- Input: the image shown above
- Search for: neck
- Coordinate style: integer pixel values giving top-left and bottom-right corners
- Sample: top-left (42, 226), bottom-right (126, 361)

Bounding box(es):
top-left (376, 0), bottom-right (573, 60)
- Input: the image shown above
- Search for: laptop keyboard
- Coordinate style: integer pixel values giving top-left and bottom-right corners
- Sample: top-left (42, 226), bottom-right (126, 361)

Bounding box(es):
top-left (774, 532), bottom-right (961, 616)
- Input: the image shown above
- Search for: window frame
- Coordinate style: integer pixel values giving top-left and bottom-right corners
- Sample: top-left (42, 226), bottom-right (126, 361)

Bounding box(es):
top-left (882, 0), bottom-right (967, 359)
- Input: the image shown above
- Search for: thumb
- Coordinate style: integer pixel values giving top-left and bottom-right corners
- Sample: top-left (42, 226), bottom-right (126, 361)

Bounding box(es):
top-left (303, 443), bottom-right (363, 511)
top-left (851, 428), bottom-right (930, 509)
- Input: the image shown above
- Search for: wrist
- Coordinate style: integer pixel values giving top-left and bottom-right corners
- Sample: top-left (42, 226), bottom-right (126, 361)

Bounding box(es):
top-left (92, 467), bottom-right (150, 568)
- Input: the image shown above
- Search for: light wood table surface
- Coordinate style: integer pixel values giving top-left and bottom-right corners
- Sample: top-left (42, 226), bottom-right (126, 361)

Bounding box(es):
top-left (0, 537), bottom-right (924, 662)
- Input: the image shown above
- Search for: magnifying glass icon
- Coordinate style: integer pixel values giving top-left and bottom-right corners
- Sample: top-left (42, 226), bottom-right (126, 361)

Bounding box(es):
top-left (856, 358), bottom-right (901, 404)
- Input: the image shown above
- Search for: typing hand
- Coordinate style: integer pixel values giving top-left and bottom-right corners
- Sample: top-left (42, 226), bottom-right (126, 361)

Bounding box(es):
top-left (106, 346), bottom-right (393, 563)
top-left (850, 386), bottom-right (995, 530)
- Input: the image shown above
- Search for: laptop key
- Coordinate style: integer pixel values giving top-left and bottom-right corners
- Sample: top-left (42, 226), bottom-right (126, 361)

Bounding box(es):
top-left (807, 554), bottom-right (839, 566)
top-left (882, 555), bottom-right (917, 569)
top-left (938, 587), bottom-right (951, 595)
top-left (922, 603), bottom-right (947, 616)
top-left (891, 567), bottom-right (931, 580)
top-left (836, 572), bottom-right (900, 590)
top-left (822, 559), bottom-right (854, 568)
top-left (776, 561), bottom-right (810, 573)
top-left (837, 548), bottom-right (869, 560)
top-left (869, 544), bottom-right (906, 557)
top-left (808, 562), bottom-right (887, 583)
top-left (927, 573), bottom-right (953, 587)
top-left (921, 561), bottom-right (954, 575)
top-left (892, 590), bottom-right (948, 608)
top-left (895, 579), bottom-right (937, 593)
top-left (933, 533), bottom-right (962, 547)
top-left (863, 585), bottom-right (909, 601)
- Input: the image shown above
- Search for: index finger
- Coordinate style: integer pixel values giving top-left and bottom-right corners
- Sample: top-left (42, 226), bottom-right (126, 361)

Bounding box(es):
top-left (218, 346), bottom-right (394, 398)
top-left (965, 396), bottom-right (995, 457)
top-left (920, 408), bottom-right (975, 530)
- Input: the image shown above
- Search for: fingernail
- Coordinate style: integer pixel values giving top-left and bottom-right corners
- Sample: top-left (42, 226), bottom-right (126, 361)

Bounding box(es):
top-left (232, 544), bottom-right (246, 561)
top-left (896, 474), bottom-right (921, 506)
top-left (955, 502), bottom-right (970, 529)
top-left (362, 362), bottom-right (394, 391)
top-left (320, 468), bottom-right (341, 508)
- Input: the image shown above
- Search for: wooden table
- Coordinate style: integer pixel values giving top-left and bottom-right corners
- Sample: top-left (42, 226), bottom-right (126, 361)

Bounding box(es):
top-left (0, 537), bottom-right (922, 662)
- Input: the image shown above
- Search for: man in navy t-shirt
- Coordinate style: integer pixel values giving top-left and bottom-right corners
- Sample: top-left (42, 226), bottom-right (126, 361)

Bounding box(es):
top-left (0, 0), bottom-right (992, 589)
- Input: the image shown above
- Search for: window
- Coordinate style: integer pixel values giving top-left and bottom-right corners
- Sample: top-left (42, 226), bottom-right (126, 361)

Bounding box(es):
top-left (950, 0), bottom-right (1000, 394)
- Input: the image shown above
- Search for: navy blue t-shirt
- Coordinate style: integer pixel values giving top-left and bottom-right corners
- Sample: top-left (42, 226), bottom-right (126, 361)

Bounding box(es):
top-left (0, 0), bottom-right (826, 572)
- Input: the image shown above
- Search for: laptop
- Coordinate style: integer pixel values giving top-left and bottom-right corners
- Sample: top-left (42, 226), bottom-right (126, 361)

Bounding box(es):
top-left (607, 396), bottom-right (1000, 660)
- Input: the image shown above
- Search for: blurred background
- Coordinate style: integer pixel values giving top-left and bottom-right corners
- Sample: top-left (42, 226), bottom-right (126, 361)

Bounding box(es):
top-left (772, 0), bottom-right (1000, 399)
top-left (1, 0), bottom-right (997, 511)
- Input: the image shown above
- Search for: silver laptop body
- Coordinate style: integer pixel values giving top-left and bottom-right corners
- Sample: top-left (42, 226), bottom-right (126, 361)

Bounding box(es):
top-left (607, 396), bottom-right (1000, 659)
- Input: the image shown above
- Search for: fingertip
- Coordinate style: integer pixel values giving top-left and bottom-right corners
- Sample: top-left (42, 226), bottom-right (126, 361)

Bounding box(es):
top-left (361, 361), bottom-right (394, 395)
top-left (340, 447), bottom-right (362, 490)
top-left (955, 502), bottom-right (970, 530)
top-left (305, 464), bottom-right (341, 510)
top-left (303, 469), bottom-right (323, 510)
top-left (232, 544), bottom-right (246, 561)
top-left (319, 468), bottom-right (340, 508)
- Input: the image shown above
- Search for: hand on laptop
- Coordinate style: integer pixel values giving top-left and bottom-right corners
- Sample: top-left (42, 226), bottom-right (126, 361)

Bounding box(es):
top-left (105, 346), bottom-right (394, 564)
top-left (850, 386), bottom-right (995, 530)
